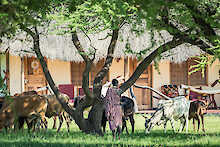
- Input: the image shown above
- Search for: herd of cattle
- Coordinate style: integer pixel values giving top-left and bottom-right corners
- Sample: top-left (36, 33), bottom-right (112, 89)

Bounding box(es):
top-left (0, 91), bottom-right (72, 132)
top-left (0, 90), bottom-right (209, 134)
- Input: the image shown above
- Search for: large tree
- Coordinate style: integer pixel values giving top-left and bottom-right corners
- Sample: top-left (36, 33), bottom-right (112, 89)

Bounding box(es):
top-left (1, 0), bottom-right (220, 135)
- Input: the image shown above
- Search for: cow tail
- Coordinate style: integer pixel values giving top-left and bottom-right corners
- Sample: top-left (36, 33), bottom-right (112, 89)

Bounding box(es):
top-left (129, 87), bottom-right (138, 113)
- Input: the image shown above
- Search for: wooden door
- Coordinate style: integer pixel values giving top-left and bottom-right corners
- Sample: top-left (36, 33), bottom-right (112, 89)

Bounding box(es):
top-left (129, 59), bottom-right (152, 110)
top-left (24, 57), bottom-right (47, 95)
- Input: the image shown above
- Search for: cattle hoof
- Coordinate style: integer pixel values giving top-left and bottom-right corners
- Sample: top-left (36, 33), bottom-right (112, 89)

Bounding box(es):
top-left (145, 130), bottom-right (149, 134)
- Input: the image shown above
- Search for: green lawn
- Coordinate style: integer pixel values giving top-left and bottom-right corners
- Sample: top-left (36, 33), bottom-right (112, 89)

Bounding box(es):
top-left (0, 114), bottom-right (220, 147)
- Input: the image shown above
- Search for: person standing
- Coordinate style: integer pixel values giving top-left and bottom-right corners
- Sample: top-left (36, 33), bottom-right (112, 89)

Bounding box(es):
top-left (104, 79), bottom-right (123, 140)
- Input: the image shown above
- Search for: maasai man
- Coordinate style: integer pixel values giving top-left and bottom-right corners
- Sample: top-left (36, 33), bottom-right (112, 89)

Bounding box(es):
top-left (104, 79), bottom-right (123, 140)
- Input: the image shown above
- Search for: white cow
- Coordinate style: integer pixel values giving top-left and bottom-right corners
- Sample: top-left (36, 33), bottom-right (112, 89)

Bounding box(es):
top-left (144, 96), bottom-right (190, 133)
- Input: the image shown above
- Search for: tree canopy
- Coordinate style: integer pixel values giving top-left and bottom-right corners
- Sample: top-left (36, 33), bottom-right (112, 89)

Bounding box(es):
top-left (0, 0), bottom-right (219, 135)
top-left (0, 0), bottom-right (52, 40)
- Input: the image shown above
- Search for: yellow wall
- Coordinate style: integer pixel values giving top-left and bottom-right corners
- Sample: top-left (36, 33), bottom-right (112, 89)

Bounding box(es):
top-left (9, 55), bottom-right (22, 95)
top-left (9, 55), bottom-right (220, 108)
top-left (47, 59), bottom-right (71, 85)
top-left (205, 60), bottom-right (220, 106)
top-left (0, 54), bottom-right (6, 76)
top-left (152, 59), bottom-right (220, 108)
top-left (109, 58), bottom-right (124, 81)
top-left (9, 57), bottom-right (71, 95)
top-left (152, 61), bottom-right (170, 107)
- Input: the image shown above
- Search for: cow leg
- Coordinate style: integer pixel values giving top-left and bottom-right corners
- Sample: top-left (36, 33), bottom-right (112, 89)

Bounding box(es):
top-left (122, 117), bottom-right (129, 134)
top-left (102, 112), bottom-right (107, 133)
top-left (146, 123), bottom-right (154, 134)
top-left (179, 117), bottom-right (186, 133)
top-left (30, 119), bottom-right (36, 132)
top-left (195, 115), bottom-right (200, 132)
top-left (112, 130), bottom-right (116, 140)
top-left (63, 113), bottom-right (70, 132)
top-left (41, 118), bottom-right (48, 130)
top-left (121, 117), bottom-right (125, 133)
top-left (33, 118), bottom-right (39, 132)
top-left (52, 116), bottom-right (57, 129)
top-left (164, 121), bottom-right (167, 133)
top-left (170, 118), bottom-right (175, 132)
top-left (124, 118), bottom-right (128, 134)
top-left (116, 126), bottom-right (121, 140)
top-left (129, 115), bottom-right (135, 133)
top-left (13, 117), bottom-right (20, 132)
top-left (185, 115), bottom-right (189, 133)
top-left (102, 120), bottom-right (107, 133)
top-left (200, 114), bottom-right (205, 132)
top-left (57, 115), bottom-right (63, 132)
top-left (180, 117), bottom-right (186, 132)
top-left (193, 118), bottom-right (196, 131)
top-left (18, 117), bottom-right (25, 130)
top-left (26, 119), bottom-right (34, 132)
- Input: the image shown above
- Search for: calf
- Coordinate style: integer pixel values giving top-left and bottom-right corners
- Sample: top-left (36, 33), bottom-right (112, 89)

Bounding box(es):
top-left (14, 90), bottom-right (38, 97)
top-left (144, 96), bottom-right (190, 133)
top-left (43, 93), bottom-right (72, 132)
top-left (102, 96), bottom-right (136, 134)
top-left (189, 100), bottom-right (208, 132)
top-left (0, 95), bottom-right (48, 131)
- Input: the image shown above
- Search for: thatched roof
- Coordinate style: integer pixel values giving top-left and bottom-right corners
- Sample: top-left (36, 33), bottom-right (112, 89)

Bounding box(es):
top-left (0, 25), bottom-right (202, 63)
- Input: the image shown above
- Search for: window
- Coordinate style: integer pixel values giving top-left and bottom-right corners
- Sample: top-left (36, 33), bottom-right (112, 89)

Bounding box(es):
top-left (170, 58), bottom-right (207, 86)
top-left (71, 60), bottom-right (108, 87)
top-left (71, 62), bottom-right (85, 86)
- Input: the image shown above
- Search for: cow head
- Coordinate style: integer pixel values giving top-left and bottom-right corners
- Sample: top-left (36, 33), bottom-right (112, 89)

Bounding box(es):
top-left (0, 102), bottom-right (15, 131)
top-left (142, 109), bottom-right (164, 134)
top-left (198, 99), bottom-right (209, 115)
top-left (0, 112), bottom-right (6, 131)
top-left (0, 110), bottom-right (11, 131)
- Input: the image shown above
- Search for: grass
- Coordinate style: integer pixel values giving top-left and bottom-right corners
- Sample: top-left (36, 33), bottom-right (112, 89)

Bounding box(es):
top-left (0, 114), bottom-right (220, 147)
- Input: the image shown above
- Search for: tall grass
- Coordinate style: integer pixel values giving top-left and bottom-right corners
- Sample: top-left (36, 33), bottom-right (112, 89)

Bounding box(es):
top-left (0, 114), bottom-right (220, 147)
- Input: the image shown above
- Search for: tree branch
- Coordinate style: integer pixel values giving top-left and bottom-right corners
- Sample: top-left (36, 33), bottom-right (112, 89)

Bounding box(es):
top-left (71, 31), bottom-right (94, 99)
top-left (158, 9), bottom-right (214, 55)
top-left (20, 25), bottom-right (94, 132)
top-left (93, 29), bottom-right (119, 97)
top-left (21, 26), bottom-right (73, 112)
top-left (180, 0), bottom-right (220, 44)
top-left (72, 32), bottom-right (90, 61)
top-left (120, 36), bottom-right (185, 92)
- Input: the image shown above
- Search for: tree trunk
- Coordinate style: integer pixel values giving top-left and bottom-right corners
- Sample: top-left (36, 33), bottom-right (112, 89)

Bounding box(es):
top-left (21, 26), bottom-right (103, 134)
top-left (87, 99), bottom-right (105, 135)
top-left (120, 37), bottom-right (185, 92)
top-left (71, 29), bottom-right (120, 135)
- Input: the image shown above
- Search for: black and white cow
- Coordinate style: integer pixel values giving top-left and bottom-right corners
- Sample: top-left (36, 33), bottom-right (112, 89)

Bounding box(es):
top-left (144, 96), bottom-right (190, 133)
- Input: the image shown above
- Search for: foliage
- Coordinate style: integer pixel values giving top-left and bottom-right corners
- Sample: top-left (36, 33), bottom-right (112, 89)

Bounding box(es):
top-left (0, 0), bottom-right (52, 39)
top-left (50, 0), bottom-right (138, 32)
top-left (189, 40), bottom-right (220, 77)
top-left (0, 0), bottom-right (220, 134)
top-left (0, 75), bottom-right (9, 97)
top-left (1, 115), bottom-right (220, 146)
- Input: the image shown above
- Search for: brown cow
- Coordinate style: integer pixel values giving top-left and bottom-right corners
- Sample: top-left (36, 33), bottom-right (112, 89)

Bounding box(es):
top-left (43, 93), bottom-right (72, 132)
top-left (189, 100), bottom-right (208, 132)
top-left (13, 90), bottom-right (38, 97)
top-left (0, 95), bottom-right (48, 132)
